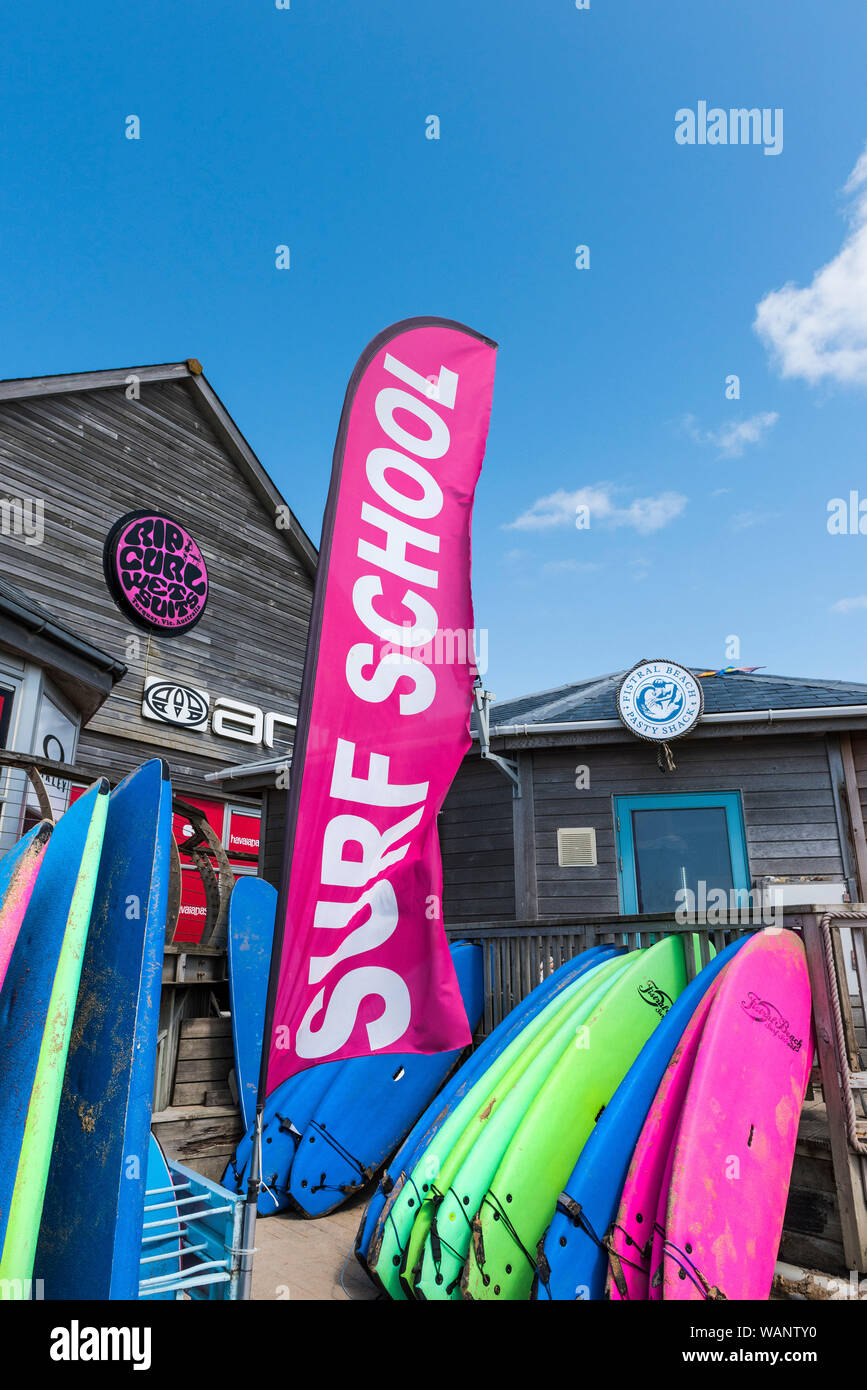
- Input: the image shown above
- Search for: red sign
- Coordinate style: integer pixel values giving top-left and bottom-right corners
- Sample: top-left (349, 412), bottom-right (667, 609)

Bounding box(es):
top-left (173, 867), bottom-right (210, 943)
top-left (172, 795), bottom-right (225, 856)
top-left (227, 810), bottom-right (260, 856)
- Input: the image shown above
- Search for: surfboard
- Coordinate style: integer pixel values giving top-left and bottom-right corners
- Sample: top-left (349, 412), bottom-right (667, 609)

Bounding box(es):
top-left (0, 821), bottom-right (52, 995)
top-left (358, 944), bottom-right (616, 1283)
top-left (415, 956), bottom-right (633, 1300)
top-left (35, 760), bottom-right (173, 1300)
top-left (393, 952), bottom-right (629, 1301)
top-left (138, 1132), bottom-right (182, 1300)
top-left (606, 951), bottom-right (725, 1302)
top-left (0, 780), bottom-right (109, 1291)
top-left (463, 933), bottom-right (691, 1301)
top-left (660, 928), bottom-right (812, 1301)
top-left (288, 941), bottom-right (485, 1217)
top-left (227, 877), bottom-right (277, 1133)
top-left (536, 935), bottom-right (745, 1301)
top-left (223, 1061), bottom-right (343, 1214)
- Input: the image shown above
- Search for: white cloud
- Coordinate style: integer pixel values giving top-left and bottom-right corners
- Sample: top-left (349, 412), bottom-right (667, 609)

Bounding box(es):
top-left (683, 411), bottom-right (779, 457)
top-left (831, 595), bottom-right (867, 613)
top-left (541, 558), bottom-right (602, 574)
top-left (730, 509), bottom-right (780, 531)
top-left (504, 484), bottom-right (687, 534)
top-left (755, 142), bottom-right (867, 386)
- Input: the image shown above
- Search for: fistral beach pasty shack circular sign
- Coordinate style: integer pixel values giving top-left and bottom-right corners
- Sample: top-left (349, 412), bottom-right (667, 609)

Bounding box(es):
top-left (103, 510), bottom-right (209, 635)
top-left (616, 659), bottom-right (703, 743)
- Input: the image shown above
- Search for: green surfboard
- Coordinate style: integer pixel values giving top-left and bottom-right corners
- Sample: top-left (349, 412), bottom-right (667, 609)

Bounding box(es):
top-left (415, 955), bottom-right (634, 1300)
top-left (389, 953), bottom-right (630, 1300)
top-left (463, 934), bottom-right (690, 1301)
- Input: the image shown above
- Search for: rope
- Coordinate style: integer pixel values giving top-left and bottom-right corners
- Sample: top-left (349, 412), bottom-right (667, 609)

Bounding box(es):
top-left (657, 741), bottom-right (677, 774)
top-left (655, 1235), bottom-right (727, 1300)
top-left (384, 1175), bottom-right (424, 1255)
top-left (305, 1120), bottom-right (367, 1188)
top-left (478, 1191), bottom-right (538, 1278)
top-left (820, 908), bottom-right (867, 1156)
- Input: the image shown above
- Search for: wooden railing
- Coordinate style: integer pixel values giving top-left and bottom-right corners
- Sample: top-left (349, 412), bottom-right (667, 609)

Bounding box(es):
top-left (446, 913), bottom-right (755, 1036)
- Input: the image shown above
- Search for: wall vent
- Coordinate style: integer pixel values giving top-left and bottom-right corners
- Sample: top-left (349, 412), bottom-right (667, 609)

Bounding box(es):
top-left (557, 827), bottom-right (597, 868)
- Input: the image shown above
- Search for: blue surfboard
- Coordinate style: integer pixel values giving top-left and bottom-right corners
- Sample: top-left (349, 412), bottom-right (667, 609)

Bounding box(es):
top-left (222, 1060), bottom-right (344, 1214)
top-left (227, 877), bottom-right (277, 1133)
top-left (35, 760), bottom-right (173, 1300)
top-left (138, 1132), bottom-right (182, 1300)
top-left (288, 942), bottom-right (486, 1217)
top-left (357, 943), bottom-right (618, 1274)
top-left (0, 780), bottom-right (110, 1270)
top-left (534, 935), bottom-right (749, 1301)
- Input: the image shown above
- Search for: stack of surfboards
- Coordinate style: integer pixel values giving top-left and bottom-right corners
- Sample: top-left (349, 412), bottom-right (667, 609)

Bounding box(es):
top-left (223, 927), bottom-right (485, 1218)
top-left (355, 929), bottom-right (813, 1301)
top-left (0, 760), bottom-right (172, 1300)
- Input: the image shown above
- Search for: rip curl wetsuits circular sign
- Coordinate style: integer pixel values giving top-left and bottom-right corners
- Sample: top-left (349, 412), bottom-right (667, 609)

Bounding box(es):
top-left (616, 659), bottom-right (703, 743)
top-left (103, 510), bottom-right (209, 634)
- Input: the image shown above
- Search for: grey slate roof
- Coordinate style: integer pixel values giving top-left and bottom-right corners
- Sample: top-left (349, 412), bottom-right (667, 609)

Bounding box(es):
top-left (487, 668), bottom-right (867, 728)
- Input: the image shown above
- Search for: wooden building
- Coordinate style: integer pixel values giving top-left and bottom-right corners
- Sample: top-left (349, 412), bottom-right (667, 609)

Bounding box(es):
top-left (0, 360), bottom-right (316, 937)
top-left (438, 668), bottom-right (867, 926)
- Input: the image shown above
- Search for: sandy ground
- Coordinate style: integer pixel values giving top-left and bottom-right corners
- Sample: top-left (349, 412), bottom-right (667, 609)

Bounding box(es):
top-left (249, 1193), bottom-right (379, 1301)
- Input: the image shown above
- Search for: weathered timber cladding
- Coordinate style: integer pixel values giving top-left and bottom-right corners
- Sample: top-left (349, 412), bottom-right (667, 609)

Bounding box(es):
top-left (259, 785), bottom-right (288, 885)
top-left (441, 733), bottom-right (845, 921)
top-left (0, 378), bottom-right (313, 785)
top-left (439, 757), bottom-right (515, 922)
top-left (848, 735), bottom-right (867, 888)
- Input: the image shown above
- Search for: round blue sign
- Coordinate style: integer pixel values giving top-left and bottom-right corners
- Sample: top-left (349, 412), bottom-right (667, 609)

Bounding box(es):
top-left (617, 660), bottom-right (703, 742)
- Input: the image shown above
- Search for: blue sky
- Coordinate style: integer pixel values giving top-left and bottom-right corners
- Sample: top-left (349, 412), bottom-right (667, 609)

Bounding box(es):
top-left (3, 0), bottom-right (867, 699)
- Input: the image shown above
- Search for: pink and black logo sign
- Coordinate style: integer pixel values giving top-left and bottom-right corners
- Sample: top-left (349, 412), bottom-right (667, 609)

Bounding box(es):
top-left (103, 510), bottom-right (209, 634)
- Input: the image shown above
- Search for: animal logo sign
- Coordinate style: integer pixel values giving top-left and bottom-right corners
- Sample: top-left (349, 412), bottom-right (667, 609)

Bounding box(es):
top-left (616, 659), bottom-right (703, 743)
top-left (103, 510), bottom-right (209, 634)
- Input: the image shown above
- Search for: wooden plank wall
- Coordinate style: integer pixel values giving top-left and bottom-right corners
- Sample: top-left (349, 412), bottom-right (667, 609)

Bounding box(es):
top-left (441, 733), bottom-right (845, 921)
top-left (847, 735), bottom-right (867, 900)
top-left (259, 785), bottom-right (288, 886)
top-left (439, 758), bottom-right (515, 922)
top-left (0, 379), bottom-right (313, 787)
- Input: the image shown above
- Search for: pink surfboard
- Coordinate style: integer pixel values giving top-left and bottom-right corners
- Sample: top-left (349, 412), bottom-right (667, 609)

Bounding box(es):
top-left (607, 969), bottom-right (723, 1301)
top-left (661, 929), bottom-right (812, 1301)
top-left (647, 1140), bottom-right (675, 1300)
top-left (0, 822), bottom-right (53, 995)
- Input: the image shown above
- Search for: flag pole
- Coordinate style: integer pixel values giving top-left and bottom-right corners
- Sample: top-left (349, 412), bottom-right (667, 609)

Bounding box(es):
top-left (236, 318), bottom-right (496, 1299)
top-left (234, 314), bottom-right (363, 1298)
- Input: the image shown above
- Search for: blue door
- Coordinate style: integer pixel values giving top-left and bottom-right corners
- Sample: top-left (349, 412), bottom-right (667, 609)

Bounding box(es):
top-left (614, 792), bottom-right (750, 914)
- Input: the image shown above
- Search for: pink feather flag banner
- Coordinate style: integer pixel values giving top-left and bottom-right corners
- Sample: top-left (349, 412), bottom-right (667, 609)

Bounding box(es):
top-left (263, 318), bottom-right (497, 1093)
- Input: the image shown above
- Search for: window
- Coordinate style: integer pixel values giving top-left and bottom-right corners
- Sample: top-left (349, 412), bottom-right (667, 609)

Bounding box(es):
top-left (614, 792), bottom-right (750, 914)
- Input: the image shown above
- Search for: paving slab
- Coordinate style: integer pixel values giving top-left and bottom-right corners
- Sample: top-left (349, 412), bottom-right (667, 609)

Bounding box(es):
top-left (250, 1195), bottom-right (379, 1301)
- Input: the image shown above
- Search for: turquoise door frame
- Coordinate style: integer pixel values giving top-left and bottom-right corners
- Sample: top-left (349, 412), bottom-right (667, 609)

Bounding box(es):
top-left (614, 790), bottom-right (750, 914)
